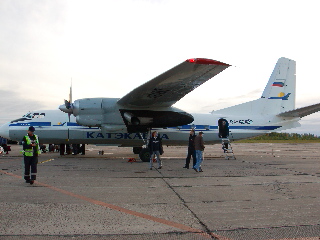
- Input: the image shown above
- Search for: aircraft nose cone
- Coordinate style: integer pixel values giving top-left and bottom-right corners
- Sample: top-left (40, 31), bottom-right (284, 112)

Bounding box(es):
top-left (0, 123), bottom-right (10, 139)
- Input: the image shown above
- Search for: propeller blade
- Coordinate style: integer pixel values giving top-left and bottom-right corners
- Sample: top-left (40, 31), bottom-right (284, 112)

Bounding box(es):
top-left (59, 82), bottom-right (74, 122)
top-left (69, 83), bottom-right (72, 104)
top-left (64, 99), bottom-right (71, 109)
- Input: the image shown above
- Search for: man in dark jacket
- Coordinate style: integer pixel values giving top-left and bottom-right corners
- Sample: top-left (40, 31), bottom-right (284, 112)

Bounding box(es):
top-left (183, 129), bottom-right (196, 169)
top-left (193, 131), bottom-right (205, 172)
top-left (148, 131), bottom-right (163, 170)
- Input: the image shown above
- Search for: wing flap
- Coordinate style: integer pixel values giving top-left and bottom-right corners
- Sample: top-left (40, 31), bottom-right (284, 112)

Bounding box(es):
top-left (117, 58), bottom-right (230, 108)
top-left (277, 103), bottom-right (320, 118)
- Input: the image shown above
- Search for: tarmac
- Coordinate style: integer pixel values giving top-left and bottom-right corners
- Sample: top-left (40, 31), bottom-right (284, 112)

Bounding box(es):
top-left (1, 143), bottom-right (320, 240)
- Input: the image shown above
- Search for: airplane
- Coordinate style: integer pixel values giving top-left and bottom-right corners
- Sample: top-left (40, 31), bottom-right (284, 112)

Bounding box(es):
top-left (0, 57), bottom-right (319, 162)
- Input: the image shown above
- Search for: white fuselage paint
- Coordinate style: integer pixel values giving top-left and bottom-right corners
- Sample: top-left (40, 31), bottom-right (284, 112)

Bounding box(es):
top-left (0, 109), bottom-right (300, 146)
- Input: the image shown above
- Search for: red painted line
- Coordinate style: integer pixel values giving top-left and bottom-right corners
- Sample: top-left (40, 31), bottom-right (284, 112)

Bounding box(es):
top-left (2, 170), bottom-right (319, 240)
top-left (0, 170), bottom-right (21, 179)
top-left (214, 234), bottom-right (320, 239)
top-left (0, 170), bottom-right (230, 240)
top-left (264, 238), bottom-right (319, 240)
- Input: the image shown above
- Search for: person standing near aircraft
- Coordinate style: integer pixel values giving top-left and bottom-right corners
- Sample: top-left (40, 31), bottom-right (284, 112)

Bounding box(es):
top-left (148, 131), bottom-right (163, 170)
top-left (193, 131), bottom-right (205, 172)
top-left (22, 126), bottom-right (41, 184)
top-left (183, 129), bottom-right (196, 169)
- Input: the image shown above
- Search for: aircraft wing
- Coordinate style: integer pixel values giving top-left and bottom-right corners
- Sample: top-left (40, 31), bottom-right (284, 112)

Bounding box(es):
top-left (117, 58), bottom-right (230, 108)
top-left (277, 103), bottom-right (320, 118)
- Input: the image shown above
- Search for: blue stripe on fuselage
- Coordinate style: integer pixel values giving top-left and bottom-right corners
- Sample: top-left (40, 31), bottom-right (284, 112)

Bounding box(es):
top-left (9, 122), bottom-right (82, 127)
top-left (169, 125), bottom-right (281, 131)
top-left (9, 122), bottom-right (281, 131)
top-left (9, 122), bottom-right (51, 127)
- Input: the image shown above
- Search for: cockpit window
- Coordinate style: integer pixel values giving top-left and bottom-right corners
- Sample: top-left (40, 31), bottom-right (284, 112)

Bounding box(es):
top-left (22, 112), bottom-right (45, 119)
top-left (32, 113), bottom-right (45, 118)
top-left (22, 112), bottom-right (32, 118)
top-left (11, 112), bottom-right (46, 123)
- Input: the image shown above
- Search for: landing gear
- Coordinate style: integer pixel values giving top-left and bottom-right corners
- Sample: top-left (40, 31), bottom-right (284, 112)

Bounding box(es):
top-left (132, 129), bottom-right (151, 162)
top-left (139, 148), bottom-right (150, 162)
top-left (132, 147), bottom-right (149, 162)
top-left (133, 147), bottom-right (142, 154)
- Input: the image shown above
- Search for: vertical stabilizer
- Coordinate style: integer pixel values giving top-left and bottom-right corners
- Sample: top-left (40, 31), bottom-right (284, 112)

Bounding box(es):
top-left (214, 57), bottom-right (296, 116)
top-left (261, 57), bottom-right (296, 114)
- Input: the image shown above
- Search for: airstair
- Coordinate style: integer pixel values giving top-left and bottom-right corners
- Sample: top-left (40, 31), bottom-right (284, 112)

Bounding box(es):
top-left (221, 138), bottom-right (236, 160)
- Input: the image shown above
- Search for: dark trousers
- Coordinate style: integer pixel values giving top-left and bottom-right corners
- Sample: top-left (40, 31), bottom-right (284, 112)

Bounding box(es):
top-left (185, 148), bottom-right (196, 168)
top-left (24, 156), bottom-right (38, 181)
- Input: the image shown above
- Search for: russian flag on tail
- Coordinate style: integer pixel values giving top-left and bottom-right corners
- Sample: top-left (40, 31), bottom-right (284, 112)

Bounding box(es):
top-left (272, 82), bottom-right (284, 87)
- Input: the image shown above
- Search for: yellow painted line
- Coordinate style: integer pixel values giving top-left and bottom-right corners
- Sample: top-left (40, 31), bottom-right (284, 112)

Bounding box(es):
top-left (0, 169), bottom-right (229, 240)
top-left (39, 158), bottom-right (55, 164)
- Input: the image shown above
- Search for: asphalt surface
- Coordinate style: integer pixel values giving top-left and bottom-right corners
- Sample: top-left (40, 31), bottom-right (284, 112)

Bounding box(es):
top-left (1, 143), bottom-right (320, 240)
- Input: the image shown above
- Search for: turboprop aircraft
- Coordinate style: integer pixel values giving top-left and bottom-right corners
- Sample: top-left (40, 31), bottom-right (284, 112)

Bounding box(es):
top-left (1, 57), bottom-right (319, 161)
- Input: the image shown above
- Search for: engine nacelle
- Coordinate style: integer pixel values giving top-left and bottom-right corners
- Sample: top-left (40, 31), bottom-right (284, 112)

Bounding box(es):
top-left (73, 98), bottom-right (103, 116)
top-left (72, 98), bottom-right (103, 126)
top-left (119, 108), bottom-right (194, 133)
top-left (61, 97), bottom-right (194, 132)
top-left (123, 112), bottom-right (140, 125)
top-left (73, 98), bottom-right (124, 127)
top-left (76, 114), bottom-right (103, 127)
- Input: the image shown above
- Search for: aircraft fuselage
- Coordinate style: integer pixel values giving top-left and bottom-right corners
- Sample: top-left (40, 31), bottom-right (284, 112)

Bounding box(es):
top-left (0, 109), bottom-right (299, 146)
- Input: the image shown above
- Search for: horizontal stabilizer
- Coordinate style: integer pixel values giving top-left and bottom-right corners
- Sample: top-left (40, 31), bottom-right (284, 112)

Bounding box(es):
top-left (277, 103), bottom-right (320, 118)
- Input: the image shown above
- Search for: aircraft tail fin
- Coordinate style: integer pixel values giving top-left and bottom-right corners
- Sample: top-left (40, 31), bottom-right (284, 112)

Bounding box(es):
top-left (260, 57), bottom-right (296, 114)
top-left (214, 57), bottom-right (296, 116)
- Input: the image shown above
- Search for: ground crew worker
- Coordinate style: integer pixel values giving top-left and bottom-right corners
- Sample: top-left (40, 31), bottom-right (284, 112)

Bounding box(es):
top-left (22, 126), bottom-right (40, 185)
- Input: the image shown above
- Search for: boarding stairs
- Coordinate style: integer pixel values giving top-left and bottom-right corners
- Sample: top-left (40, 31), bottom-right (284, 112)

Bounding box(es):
top-left (221, 138), bottom-right (236, 160)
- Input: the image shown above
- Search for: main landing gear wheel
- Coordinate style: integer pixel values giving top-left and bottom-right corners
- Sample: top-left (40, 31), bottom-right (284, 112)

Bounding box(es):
top-left (139, 148), bottom-right (150, 162)
top-left (133, 147), bottom-right (142, 154)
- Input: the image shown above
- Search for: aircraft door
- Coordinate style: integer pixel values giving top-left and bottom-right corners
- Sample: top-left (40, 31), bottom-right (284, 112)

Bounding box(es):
top-left (218, 118), bottom-right (229, 138)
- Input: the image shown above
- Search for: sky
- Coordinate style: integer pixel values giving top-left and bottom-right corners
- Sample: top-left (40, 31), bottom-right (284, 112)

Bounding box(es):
top-left (1, 0), bottom-right (320, 135)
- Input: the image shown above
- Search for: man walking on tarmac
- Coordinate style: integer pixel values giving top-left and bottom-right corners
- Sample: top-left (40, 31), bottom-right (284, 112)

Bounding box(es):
top-left (22, 126), bottom-right (40, 185)
top-left (148, 131), bottom-right (163, 170)
top-left (193, 131), bottom-right (205, 172)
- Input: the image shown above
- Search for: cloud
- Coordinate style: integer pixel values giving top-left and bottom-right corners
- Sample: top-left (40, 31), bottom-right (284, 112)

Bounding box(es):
top-left (0, 90), bottom-right (45, 124)
top-left (1, 0), bottom-right (320, 136)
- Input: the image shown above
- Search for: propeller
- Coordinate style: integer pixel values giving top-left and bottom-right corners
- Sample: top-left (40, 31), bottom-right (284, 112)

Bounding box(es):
top-left (64, 99), bottom-right (71, 109)
top-left (59, 84), bottom-right (74, 122)
top-left (68, 84), bottom-right (72, 107)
